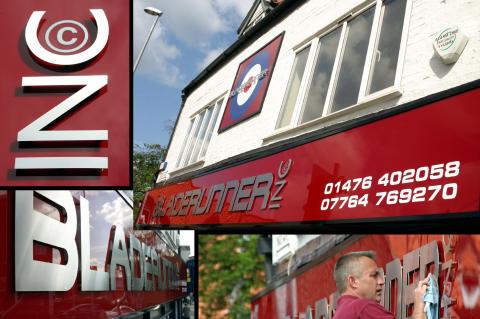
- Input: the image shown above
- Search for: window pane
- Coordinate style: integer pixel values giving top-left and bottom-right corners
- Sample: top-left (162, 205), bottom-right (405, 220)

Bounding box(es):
top-left (301, 27), bottom-right (341, 123)
top-left (199, 100), bottom-right (222, 158)
top-left (189, 106), bottom-right (213, 164)
top-left (276, 46), bottom-right (310, 128)
top-left (368, 0), bottom-right (407, 94)
top-left (176, 119), bottom-right (194, 167)
top-left (182, 112), bottom-right (204, 166)
top-left (331, 7), bottom-right (374, 113)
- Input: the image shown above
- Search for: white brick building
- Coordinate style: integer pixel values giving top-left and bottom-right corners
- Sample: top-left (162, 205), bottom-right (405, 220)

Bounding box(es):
top-left (161, 0), bottom-right (479, 179)
top-left (137, 0), bottom-right (480, 229)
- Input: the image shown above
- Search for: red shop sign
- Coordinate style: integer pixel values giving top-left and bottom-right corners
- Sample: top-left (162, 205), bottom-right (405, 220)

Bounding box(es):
top-left (0, 190), bottom-right (187, 318)
top-left (0, 0), bottom-right (131, 187)
top-left (251, 235), bottom-right (479, 319)
top-left (137, 85), bottom-right (480, 227)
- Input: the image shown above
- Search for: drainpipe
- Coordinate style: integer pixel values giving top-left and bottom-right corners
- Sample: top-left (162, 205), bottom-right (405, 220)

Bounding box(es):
top-left (257, 235), bottom-right (273, 283)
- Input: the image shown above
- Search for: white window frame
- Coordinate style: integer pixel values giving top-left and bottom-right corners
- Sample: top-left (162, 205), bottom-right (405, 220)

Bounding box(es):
top-left (276, 0), bottom-right (411, 129)
top-left (275, 40), bottom-right (318, 130)
top-left (175, 95), bottom-right (225, 170)
top-left (198, 98), bottom-right (223, 159)
top-left (175, 118), bottom-right (195, 168)
top-left (181, 111), bottom-right (205, 167)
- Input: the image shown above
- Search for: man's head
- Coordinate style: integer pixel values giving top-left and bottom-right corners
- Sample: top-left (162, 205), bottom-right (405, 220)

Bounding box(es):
top-left (333, 251), bottom-right (385, 303)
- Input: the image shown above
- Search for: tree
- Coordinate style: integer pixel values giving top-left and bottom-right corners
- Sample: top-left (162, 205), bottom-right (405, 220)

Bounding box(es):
top-left (199, 235), bottom-right (266, 319)
top-left (133, 143), bottom-right (166, 221)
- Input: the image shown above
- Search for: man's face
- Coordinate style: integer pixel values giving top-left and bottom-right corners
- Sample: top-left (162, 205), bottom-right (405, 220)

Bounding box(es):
top-left (353, 256), bottom-right (385, 303)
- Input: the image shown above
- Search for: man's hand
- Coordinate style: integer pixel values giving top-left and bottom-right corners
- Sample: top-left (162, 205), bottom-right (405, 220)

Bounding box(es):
top-left (415, 273), bottom-right (431, 301)
top-left (413, 273), bottom-right (431, 319)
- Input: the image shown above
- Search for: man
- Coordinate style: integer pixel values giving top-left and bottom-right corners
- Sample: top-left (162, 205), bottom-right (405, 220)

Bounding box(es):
top-left (333, 251), bottom-right (430, 319)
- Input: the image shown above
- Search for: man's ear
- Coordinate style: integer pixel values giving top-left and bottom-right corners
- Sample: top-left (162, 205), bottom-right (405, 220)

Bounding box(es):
top-left (347, 275), bottom-right (358, 289)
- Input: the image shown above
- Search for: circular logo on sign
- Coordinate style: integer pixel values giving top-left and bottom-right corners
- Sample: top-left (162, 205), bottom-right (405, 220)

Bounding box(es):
top-left (45, 20), bottom-right (89, 54)
top-left (236, 64), bottom-right (262, 106)
top-left (229, 50), bottom-right (269, 120)
top-left (25, 9), bottom-right (109, 66)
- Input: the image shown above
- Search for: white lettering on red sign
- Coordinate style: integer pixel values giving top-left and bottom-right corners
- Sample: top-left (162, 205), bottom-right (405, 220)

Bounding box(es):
top-left (17, 9), bottom-right (110, 170)
top-left (320, 160), bottom-right (460, 211)
top-left (15, 191), bottom-right (180, 292)
top-left (25, 9), bottom-right (109, 66)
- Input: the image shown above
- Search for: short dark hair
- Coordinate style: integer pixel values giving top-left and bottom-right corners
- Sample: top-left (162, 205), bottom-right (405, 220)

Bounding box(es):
top-left (334, 251), bottom-right (376, 293)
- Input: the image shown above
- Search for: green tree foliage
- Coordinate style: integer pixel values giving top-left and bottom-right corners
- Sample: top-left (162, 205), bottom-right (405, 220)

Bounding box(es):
top-left (199, 235), bottom-right (265, 319)
top-left (133, 143), bottom-right (165, 220)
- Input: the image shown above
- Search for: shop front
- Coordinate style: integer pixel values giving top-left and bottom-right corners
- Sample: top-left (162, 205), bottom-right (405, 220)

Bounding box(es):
top-left (136, 81), bottom-right (480, 230)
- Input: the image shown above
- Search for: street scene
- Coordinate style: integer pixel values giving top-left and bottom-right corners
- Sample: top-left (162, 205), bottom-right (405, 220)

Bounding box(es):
top-left (0, 0), bottom-right (479, 318)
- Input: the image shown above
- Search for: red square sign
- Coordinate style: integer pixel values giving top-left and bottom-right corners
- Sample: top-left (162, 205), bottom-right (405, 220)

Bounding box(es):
top-left (0, 1), bottom-right (131, 187)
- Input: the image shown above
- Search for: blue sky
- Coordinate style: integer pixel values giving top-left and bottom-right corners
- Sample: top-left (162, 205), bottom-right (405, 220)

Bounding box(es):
top-left (133, 0), bottom-right (255, 147)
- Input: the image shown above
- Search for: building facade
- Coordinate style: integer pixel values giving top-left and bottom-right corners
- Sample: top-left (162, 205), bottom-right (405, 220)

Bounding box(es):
top-left (137, 0), bottom-right (479, 229)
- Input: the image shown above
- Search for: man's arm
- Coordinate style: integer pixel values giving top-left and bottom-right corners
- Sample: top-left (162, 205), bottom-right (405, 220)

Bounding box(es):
top-left (412, 274), bottom-right (431, 319)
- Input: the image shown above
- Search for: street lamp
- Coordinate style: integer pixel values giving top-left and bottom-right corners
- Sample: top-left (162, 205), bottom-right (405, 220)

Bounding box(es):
top-left (133, 7), bottom-right (163, 73)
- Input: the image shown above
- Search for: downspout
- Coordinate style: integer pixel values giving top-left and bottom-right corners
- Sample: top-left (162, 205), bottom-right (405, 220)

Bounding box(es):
top-left (258, 235), bottom-right (273, 284)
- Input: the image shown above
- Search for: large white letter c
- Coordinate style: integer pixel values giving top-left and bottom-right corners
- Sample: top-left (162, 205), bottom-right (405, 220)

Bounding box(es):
top-left (25, 9), bottom-right (109, 66)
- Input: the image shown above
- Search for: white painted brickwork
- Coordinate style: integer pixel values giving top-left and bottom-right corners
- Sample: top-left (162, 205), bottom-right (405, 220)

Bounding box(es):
top-left (163, 0), bottom-right (480, 180)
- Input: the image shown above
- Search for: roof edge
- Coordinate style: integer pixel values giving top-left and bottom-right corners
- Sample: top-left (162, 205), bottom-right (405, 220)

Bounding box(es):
top-left (236, 0), bottom-right (262, 35)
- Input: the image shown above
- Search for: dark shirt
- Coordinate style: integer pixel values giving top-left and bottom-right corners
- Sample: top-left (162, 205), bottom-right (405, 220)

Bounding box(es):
top-left (333, 295), bottom-right (395, 319)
